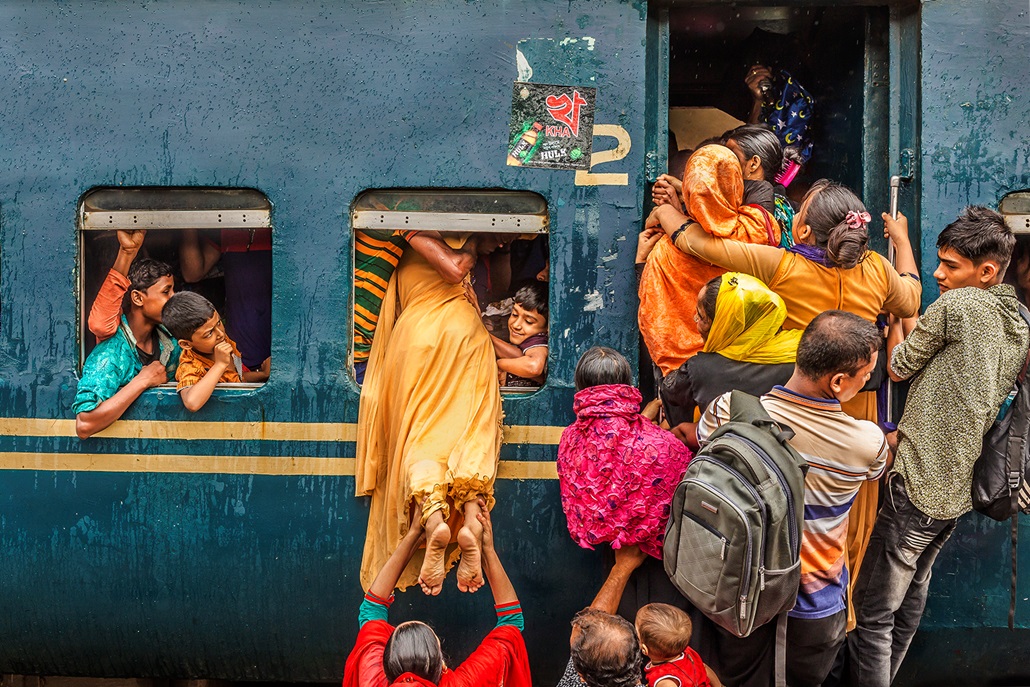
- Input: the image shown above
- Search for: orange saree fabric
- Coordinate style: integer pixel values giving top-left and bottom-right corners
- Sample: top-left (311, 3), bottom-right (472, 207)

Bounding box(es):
top-left (639, 146), bottom-right (780, 374)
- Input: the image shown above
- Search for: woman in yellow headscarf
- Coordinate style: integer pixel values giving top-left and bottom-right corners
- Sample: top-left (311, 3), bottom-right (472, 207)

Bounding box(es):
top-left (661, 272), bottom-right (800, 446)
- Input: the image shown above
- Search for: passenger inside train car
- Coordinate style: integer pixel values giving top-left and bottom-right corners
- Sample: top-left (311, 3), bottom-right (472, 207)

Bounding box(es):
top-left (78, 188), bottom-right (273, 391)
top-left (350, 189), bottom-right (551, 392)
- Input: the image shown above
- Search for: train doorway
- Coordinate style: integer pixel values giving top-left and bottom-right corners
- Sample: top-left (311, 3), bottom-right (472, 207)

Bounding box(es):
top-left (655, 4), bottom-right (898, 212)
top-left (640, 2), bottom-right (920, 395)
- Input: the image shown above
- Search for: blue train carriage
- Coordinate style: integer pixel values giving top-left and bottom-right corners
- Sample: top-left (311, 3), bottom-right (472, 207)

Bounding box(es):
top-left (0, 0), bottom-right (643, 683)
top-left (0, 0), bottom-right (1027, 685)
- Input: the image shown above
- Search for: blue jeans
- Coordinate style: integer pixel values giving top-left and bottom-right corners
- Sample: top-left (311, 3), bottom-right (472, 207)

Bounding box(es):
top-left (848, 473), bottom-right (957, 687)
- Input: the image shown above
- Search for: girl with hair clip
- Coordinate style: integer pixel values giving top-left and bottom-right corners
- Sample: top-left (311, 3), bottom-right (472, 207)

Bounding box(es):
top-left (722, 125), bottom-right (800, 247)
top-left (638, 145), bottom-right (780, 375)
top-left (343, 501), bottom-right (532, 687)
top-left (645, 179), bottom-right (921, 629)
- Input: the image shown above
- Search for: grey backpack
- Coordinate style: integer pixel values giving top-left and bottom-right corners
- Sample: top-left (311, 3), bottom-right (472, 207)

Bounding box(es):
top-left (664, 391), bottom-right (807, 639)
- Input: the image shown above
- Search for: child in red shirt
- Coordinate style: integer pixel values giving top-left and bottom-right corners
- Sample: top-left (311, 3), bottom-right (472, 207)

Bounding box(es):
top-left (636, 603), bottom-right (720, 687)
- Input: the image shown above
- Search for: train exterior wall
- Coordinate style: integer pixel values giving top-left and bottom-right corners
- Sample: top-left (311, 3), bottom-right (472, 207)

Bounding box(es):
top-left (0, 1), bottom-right (647, 681)
top-left (897, 1), bottom-right (1030, 683)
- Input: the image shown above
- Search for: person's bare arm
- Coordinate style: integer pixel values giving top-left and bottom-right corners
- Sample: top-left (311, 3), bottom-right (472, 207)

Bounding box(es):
top-left (496, 347), bottom-right (547, 380)
top-left (180, 229), bottom-right (221, 283)
top-left (407, 233), bottom-right (479, 284)
top-left (672, 422), bottom-right (700, 451)
top-left (478, 503), bottom-right (518, 607)
top-left (491, 335), bottom-right (523, 360)
top-left (179, 342), bottom-right (233, 412)
top-left (111, 229), bottom-right (146, 276)
top-left (76, 361), bottom-right (167, 439)
top-left (745, 65), bottom-right (773, 124)
top-left (242, 357), bottom-right (271, 383)
top-left (645, 204), bottom-right (783, 283)
top-left (89, 230), bottom-right (146, 341)
top-left (590, 544), bottom-right (648, 614)
top-left (368, 504), bottom-right (425, 599)
top-left (882, 212), bottom-right (918, 279)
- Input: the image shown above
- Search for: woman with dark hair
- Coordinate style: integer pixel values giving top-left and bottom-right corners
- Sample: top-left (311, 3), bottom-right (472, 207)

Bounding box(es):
top-left (723, 124), bottom-right (798, 246)
top-left (557, 347), bottom-right (692, 561)
top-left (646, 179), bottom-right (921, 629)
top-left (343, 502), bottom-right (532, 687)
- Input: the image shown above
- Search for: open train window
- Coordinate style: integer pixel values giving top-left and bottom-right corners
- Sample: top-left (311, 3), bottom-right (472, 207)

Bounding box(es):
top-left (78, 188), bottom-right (273, 389)
top-left (349, 189), bottom-right (550, 394)
top-left (1001, 191), bottom-right (1030, 306)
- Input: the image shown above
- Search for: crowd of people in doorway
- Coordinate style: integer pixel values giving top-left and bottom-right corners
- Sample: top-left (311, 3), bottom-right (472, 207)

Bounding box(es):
top-left (344, 115), bottom-right (1028, 687)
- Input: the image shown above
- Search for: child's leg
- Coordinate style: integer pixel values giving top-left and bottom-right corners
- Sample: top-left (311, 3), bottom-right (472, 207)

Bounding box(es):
top-left (416, 484), bottom-right (452, 597)
top-left (455, 497), bottom-right (486, 593)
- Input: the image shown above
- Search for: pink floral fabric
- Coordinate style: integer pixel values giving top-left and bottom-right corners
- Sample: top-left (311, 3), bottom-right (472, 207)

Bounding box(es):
top-left (557, 384), bottom-right (693, 559)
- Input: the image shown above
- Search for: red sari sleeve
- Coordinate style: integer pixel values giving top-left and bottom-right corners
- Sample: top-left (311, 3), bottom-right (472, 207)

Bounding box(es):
top-left (343, 619), bottom-right (393, 687)
top-left (441, 626), bottom-right (532, 687)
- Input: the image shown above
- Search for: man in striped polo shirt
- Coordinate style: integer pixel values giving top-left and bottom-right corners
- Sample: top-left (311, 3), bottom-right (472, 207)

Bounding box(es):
top-left (353, 229), bottom-right (478, 383)
top-left (697, 310), bottom-right (887, 686)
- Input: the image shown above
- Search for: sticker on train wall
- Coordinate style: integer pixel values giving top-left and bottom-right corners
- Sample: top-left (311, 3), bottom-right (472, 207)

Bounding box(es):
top-left (507, 82), bottom-right (596, 170)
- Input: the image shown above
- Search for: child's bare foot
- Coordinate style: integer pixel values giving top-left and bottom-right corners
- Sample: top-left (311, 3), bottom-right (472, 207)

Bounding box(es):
top-left (456, 502), bottom-right (485, 593)
top-left (419, 514), bottom-right (451, 596)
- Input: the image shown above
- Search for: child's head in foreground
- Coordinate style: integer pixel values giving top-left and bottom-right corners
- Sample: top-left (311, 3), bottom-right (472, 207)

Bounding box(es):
top-left (509, 282), bottom-right (549, 346)
top-left (934, 205), bottom-right (1014, 293)
top-left (574, 346), bottom-right (632, 391)
top-left (635, 603), bottom-right (692, 663)
top-left (162, 291), bottom-right (227, 355)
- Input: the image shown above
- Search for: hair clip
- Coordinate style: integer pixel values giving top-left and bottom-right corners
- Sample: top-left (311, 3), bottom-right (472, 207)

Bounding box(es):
top-left (845, 210), bottom-right (871, 229)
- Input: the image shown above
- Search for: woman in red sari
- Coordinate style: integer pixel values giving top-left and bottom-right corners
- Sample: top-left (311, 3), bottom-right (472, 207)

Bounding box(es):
top-left (344, 502), bottom-right (532, 687)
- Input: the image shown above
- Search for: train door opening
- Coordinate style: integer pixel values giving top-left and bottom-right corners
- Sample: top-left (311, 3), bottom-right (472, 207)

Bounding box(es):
top-left (640, 3), bottom-right (913, 396)
top-left (661, 5), bottom-right (890, 212)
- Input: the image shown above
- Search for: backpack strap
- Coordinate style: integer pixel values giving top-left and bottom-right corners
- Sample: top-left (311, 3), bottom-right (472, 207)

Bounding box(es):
top-left (1010, 514), bottom-right (1018, 631)
top-left (774, 612), bottom-right (788, 687)
top-left (728, 390), bottom-right (796, 443)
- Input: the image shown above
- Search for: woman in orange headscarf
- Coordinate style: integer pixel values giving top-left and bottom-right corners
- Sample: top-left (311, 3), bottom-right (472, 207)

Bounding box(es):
top-left (638, 145), bottom-right (779, 376)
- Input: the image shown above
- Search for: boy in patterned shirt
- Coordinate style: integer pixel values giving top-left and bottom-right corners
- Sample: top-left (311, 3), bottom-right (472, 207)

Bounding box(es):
top-left (850, 207), bottom-right (1030, 687)
top-left (162, 291), bottom-right (268, 412)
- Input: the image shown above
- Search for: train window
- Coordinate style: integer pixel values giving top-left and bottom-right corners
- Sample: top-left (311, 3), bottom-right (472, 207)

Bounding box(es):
top-left (1001, 191), bottom-right (1030, 306)
top-left (350, 189), bottom-right (550, 394)
top-left (78, 188), bottom-right (273, 390)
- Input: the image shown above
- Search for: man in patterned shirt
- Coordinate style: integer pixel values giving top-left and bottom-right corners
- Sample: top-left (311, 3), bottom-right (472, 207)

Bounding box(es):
top-left (850, 207), bottom-right (1030, 687)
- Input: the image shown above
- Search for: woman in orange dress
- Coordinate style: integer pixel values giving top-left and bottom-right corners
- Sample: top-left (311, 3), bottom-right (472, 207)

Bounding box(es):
top-left (638, 145), bottom-right (779, 376)
top-left (356, 234), bottom-right (505, 596)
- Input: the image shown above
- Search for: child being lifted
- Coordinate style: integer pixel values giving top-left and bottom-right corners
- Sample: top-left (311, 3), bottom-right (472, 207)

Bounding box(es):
top-left (162, 291), bottom-right (270, 411)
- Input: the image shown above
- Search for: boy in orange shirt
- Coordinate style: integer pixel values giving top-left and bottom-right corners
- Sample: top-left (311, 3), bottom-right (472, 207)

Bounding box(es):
top-left (162, 291), bottom-right (269, 411)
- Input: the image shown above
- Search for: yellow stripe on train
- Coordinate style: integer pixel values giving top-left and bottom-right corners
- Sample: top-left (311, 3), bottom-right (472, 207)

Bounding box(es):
top-left (0, 419), bottom-right (564, 444)
top-left (0, 452), bottom-right (558, 479)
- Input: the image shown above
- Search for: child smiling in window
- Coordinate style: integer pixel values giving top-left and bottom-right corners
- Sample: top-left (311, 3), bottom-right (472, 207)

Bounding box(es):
top-left (490, 283), bottom-right (548, 388)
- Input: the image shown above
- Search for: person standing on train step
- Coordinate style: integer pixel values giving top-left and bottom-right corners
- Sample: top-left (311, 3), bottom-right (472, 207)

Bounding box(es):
top-left (849, 207), bottom-right (1029, 687)
top-left (74, 259), bottom-right (180, 439)
top-left (695, 311), bottom-right (887, 687)
top-left (343, 499), bottom-right (532, 687)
